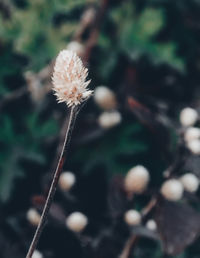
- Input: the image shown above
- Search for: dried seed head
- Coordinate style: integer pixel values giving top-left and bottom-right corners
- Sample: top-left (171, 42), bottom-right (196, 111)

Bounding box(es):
top-left (187, 139), bottom-right (200, 154)
top-left (59, 171), bottom-right (76, 191)
top-left (124, 209), bottom-right (141, 226)
top-left (161, 179), bottom-right (183, 201)
top-left (146, 219), bottom-right (157, 231)
top-left (52, 50), bottom-right (92, 107)
top-left (94, 86), bottom-right (117, 110)
top-left (180, 173), bottom-right (199, 193)
top-left (66, 212), bottom-right (88, 232)
top-left (98, 111), bottom-right (121, 129)
top-left (26, 208), bottom-right (41, 226)
top-left (180, 107), bottom-right (198, 127)
top-left (124, 165), bottom-right (150, 194)
top-left (184, 127), bottom-right (200, 142)
top-left (32, 250), bottom-right (43, 258)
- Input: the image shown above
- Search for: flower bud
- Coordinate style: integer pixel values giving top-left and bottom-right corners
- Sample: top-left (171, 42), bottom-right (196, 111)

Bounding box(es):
top-left (124, 165), bottom-right (150, 194)
top-left (59, 171), bottom-right (76, 191)
top-left (66, 212), bottom-right (88, 232)
top-left (187, 139), bottom-right (200, 155)
top-left (184, 127), bottom-right (200, 142)
top-left (26, 208), bottom-right (41, 226)
top-left (94, 86), bottom-right (117, 110)
top-left (146, 219), bottom-right (157, 231)
top-left (161, 179), bottom-right (183, 201)
top-left (124, 210), bottom-right (141, 226)
top-left (180, 173), bottom-right (199, 193)
top-left (180, 107), bottom-right (198, 127)
top-left (32, 250), bottom-right (43, 258)
top-left (98, 111), bottom-right (121, 129)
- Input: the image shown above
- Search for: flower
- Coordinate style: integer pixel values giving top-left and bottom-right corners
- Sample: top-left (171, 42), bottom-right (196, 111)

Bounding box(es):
top-left (124, 210), bottom-right (141, 226)
top-left (26, 208), bottom-right (41, 226)
top-left (94, 86), bottom-right (117, 110)
top-left (52, 50), bottom-right (92, 106)
top-left (59, 171), bottom-right (76, 191)
top-left (187, 139), bottom-right (200, 154)
top-left (146, 219), bottom-right (157, 231)
top-left (161, 179), bottom-right (183, 201)
top-left (32, 250), bottom-right (43, 258)
top-left (124, 165), bottom-right (150, 194)
top-left (184, 127), bottom-right (200, 142)
top-left (98, 111), bottom-right (121, 129)
top-left (179, 173), bottom-right (199, 193)
top-left (66, 212), bottom-right (88, 232)
top-left (180, 107), bottom-right (198, 127)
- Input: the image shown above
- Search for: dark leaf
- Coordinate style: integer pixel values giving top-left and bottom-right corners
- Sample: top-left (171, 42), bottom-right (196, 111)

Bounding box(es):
top-left (156, 199), bottom-right (200, 255)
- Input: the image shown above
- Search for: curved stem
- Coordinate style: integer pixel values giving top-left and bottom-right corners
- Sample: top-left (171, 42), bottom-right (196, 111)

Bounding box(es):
top-left (26, 105), bottom-right (80, 258)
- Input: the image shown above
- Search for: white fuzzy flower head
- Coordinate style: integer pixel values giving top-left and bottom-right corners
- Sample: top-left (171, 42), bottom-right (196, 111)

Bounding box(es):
top-left (32, 250), bottom-right (43, 258)
top-left (124, 165), bottom-right (150, 194)
top-left (146, 219), bottom-right (157, 231)
top-left (184, 127), bottom-right (200, 142)
top-left (124, 209), bottom-right (141, 226)
top-left (187, 139), bottom-right (200, 154)
top-left (59, 171), bottom-right (76, 191)
top-left (180, 107), bottom-right (198, 127)
top-left (26, 208), bottom-right (41, 226)
top-left (52, 50), bottom-right (92, 107)
top-left (66, 212), bottom-right (88, 233)
top-left (98, 111), bottom-right (121, 129)
top-left (161, 179), bottom-right (183, 201)
top-left (94, 86), bottom-right (117, 110)
top-left (180, 173), bottom-right (199, 193)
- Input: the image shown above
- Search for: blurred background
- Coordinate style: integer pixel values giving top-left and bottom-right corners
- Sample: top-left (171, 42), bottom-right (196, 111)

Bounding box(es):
top-left (1, 0), bottom-right (200, 257)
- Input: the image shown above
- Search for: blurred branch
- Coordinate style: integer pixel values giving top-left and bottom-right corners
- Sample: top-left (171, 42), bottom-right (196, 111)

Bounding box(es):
top-left (0, 86), bottom-right (27, 110)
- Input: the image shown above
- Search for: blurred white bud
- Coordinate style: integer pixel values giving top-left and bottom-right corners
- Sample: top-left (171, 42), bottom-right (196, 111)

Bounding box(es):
top-left (124, 210), bottom-right (141, 226)
top-left (146, 219), bottom-right (157, 231)
top-left (32, 250), bottom-right (43, 258)
top-left (98, 111), bottom-right (121, 129)
top-left (180, 107), bottom-right (198, 127)
top-left (184, 127), bottom-right (200, 142)
top-left (161, 179), bottom-right (183, 201)
top-left (187, 139), bottom-right (200, 154)
top-left (67, 41), bottom-right (84, 57)
top-left (59, 171), bottom-right (76, 191)
top-left (66, 212), bottom-right (88, 232)
top-left (26, 208), bottom-right (41, 226)
top-left (124, 165), bottom-right (150, 194)
top-left (179, 173), bottom-right (199, 193)
top-left (94, 86), bottom-right (117, 110)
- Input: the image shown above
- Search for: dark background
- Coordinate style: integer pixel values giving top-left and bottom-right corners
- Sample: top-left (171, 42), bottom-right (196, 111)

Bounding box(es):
top-left (1, 0), bottom-right (200, 257)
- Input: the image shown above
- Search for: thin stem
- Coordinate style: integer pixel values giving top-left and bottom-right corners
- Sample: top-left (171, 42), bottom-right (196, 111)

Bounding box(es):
top-left (26, 105), bottom-right (80, 258)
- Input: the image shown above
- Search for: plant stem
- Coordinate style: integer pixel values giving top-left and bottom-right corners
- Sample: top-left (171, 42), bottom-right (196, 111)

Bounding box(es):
top-left (26, 105), bottom-right (80, 258)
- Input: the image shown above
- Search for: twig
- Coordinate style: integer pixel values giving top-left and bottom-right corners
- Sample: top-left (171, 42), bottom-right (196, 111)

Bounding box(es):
top-left (141, 197), bottom-right (157, 217)
top-left (119, 236), bottom-right (137, 258)
top-left (26, 104), bottom-right (80, 258)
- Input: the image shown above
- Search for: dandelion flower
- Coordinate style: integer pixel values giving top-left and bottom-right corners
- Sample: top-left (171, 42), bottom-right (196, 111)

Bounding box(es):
top-left (52, 50), bottom-right (92, 107)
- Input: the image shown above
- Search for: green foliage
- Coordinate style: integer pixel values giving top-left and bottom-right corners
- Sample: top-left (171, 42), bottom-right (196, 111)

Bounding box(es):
top-left (73, 123), bottom-right (148, 174)
top-left (108, 3), bottom-right (184, 70)
top-left (0, 113), bottom-right (58, 202)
